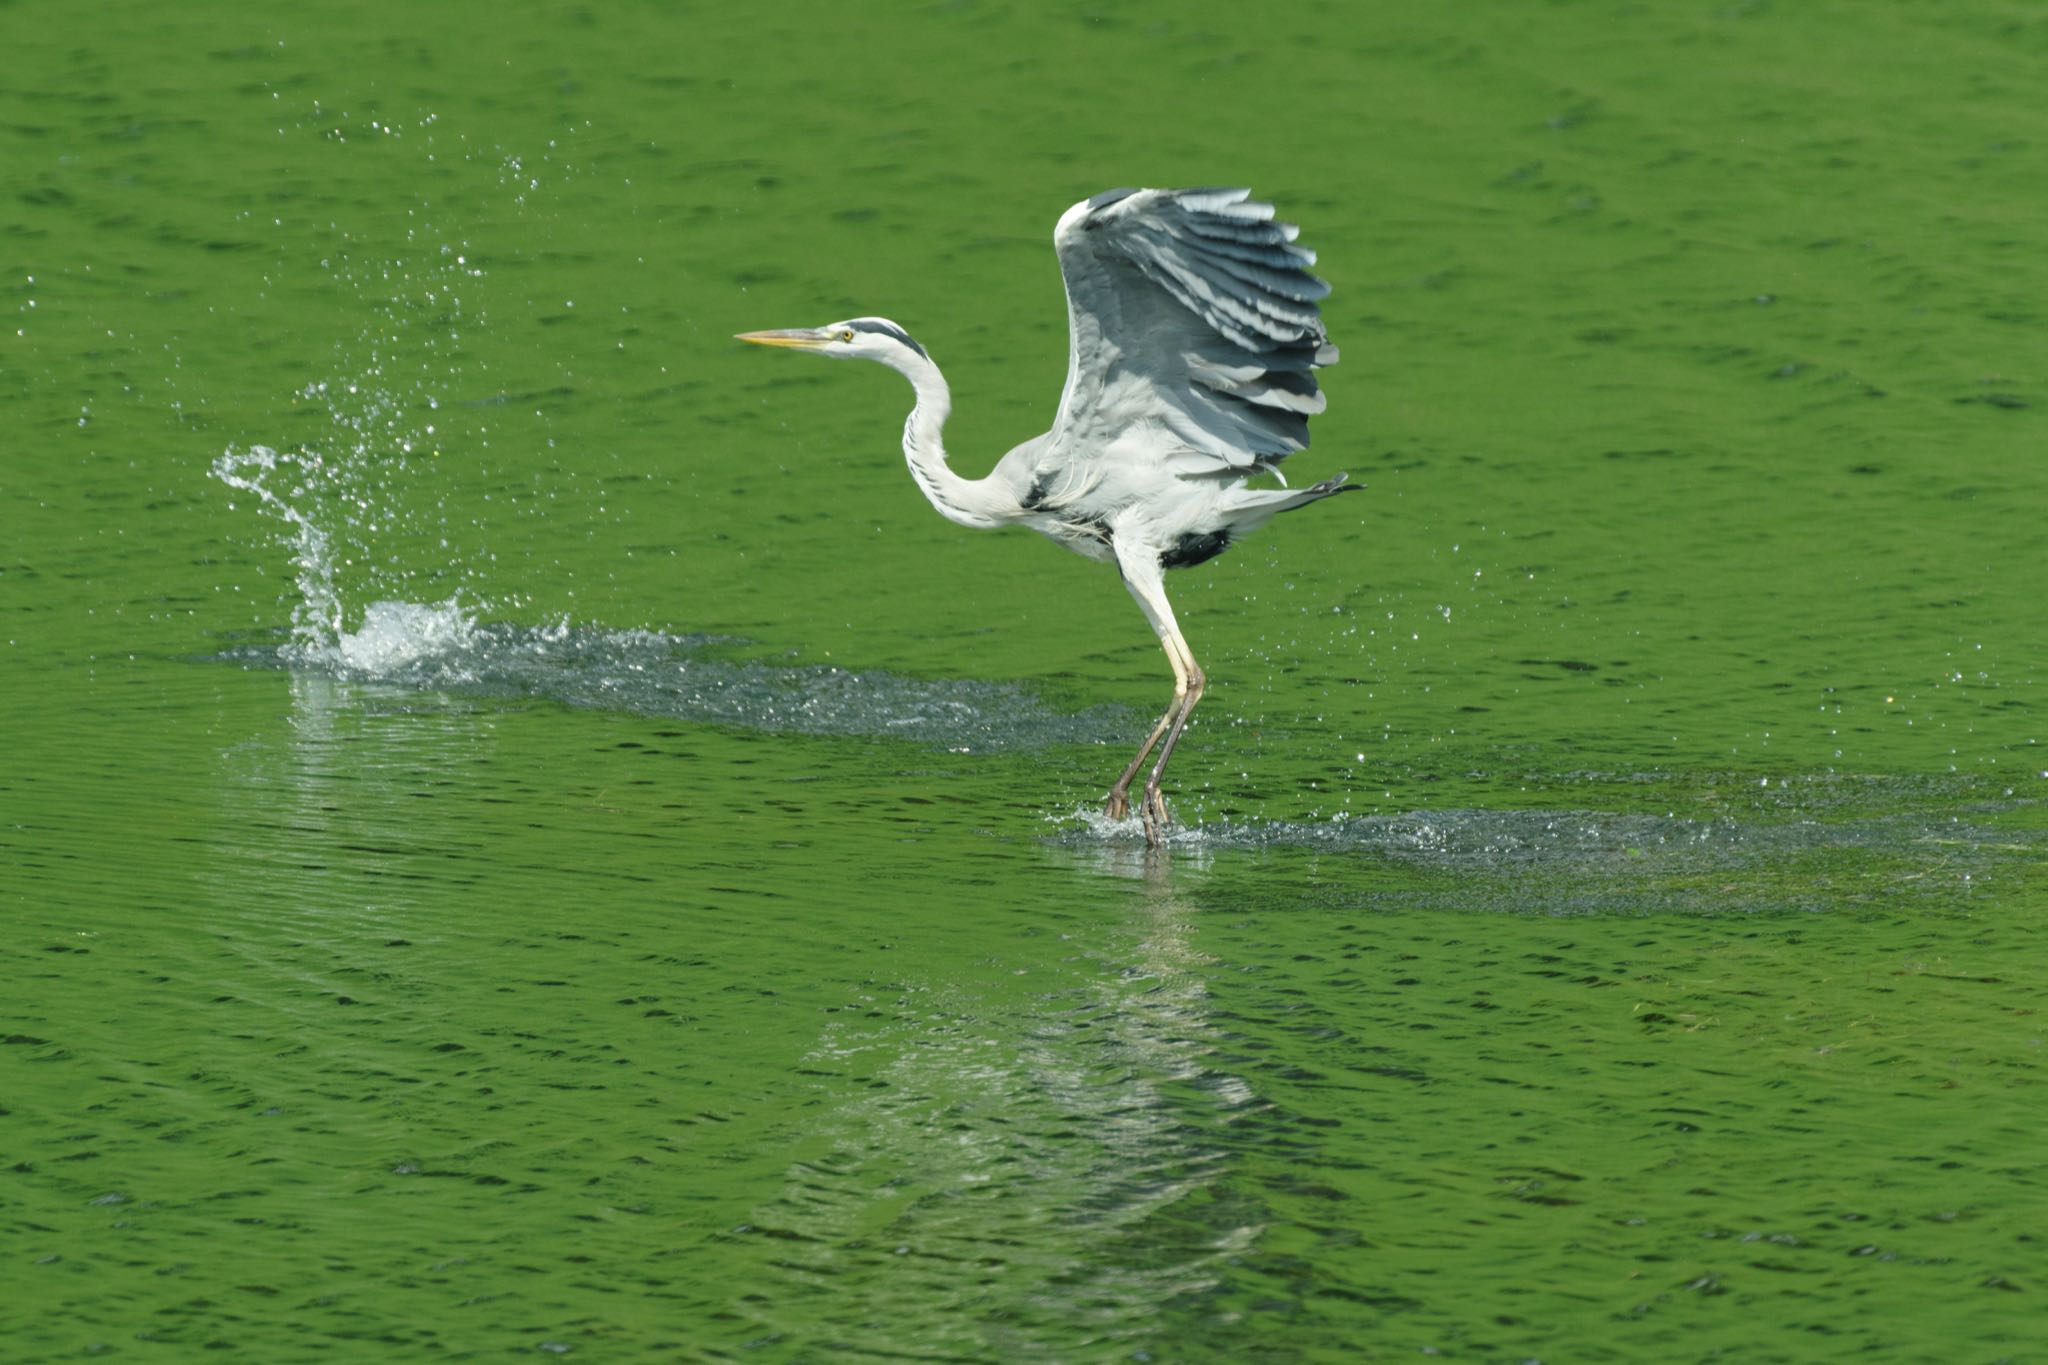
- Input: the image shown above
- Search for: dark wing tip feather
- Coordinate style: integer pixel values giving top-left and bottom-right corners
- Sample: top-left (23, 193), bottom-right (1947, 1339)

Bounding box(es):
top-left (1115, 188), bottom-right (1336, 354)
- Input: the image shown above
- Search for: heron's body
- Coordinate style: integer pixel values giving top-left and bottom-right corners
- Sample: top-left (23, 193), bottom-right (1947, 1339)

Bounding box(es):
top-left (740, 187), bottom-right (1357, 845)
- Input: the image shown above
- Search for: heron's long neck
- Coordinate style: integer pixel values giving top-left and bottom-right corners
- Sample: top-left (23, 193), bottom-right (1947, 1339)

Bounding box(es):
top-left (892, 351), bottom-right (1013, 530)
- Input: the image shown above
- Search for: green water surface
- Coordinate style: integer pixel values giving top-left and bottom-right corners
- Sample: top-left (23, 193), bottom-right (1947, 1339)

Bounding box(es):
top-left (3, 1), bottom-right (2044, 1360)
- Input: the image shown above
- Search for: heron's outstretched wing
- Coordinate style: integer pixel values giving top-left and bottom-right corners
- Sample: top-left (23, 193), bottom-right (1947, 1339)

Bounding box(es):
top-left (1048, 187), bottom-right (1338, 478)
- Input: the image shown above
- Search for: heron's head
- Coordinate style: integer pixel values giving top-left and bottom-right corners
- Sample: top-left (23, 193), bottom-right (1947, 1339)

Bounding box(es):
top-left (735, 316), bottom-right (929, 366)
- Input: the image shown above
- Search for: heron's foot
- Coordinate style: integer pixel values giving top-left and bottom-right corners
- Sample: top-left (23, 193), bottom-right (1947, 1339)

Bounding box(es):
top-left (1140, 786), bottom-right (1171, 847)
top-left (1104, 787), bottom-right (1132, 821)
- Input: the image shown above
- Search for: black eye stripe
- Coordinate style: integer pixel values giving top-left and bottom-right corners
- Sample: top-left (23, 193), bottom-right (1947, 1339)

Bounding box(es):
top-left (848, 319), bottom-right (928, 360)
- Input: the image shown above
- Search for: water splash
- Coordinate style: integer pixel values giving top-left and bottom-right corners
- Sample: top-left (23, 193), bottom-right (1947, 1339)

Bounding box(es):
top-left (211, 444), bottom-right (345, 653)
top-left (212, 107), bottom-right (522, 656)
top-left (213, 134), bottom-right (494, 662)
top-left (326, 598), bottom-right (478, 676)
top-left (212, 437), bottom-right (482, 672)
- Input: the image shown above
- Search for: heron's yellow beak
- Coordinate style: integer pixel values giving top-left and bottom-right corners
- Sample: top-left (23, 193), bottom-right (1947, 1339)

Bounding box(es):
top-left (735, 328), bottom-right (829, 349)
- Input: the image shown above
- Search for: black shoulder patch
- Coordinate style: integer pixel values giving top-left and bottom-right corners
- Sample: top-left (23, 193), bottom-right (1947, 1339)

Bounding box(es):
top-left (1159, 529), bottom-right (1232, 570)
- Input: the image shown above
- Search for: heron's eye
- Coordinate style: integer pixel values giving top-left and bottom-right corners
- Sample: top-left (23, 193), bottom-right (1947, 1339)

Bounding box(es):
top-left (839, 328), bottom-right (855, 343)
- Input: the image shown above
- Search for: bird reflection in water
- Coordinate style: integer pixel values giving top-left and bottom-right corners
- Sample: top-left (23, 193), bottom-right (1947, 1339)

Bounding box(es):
top-left (722, 848), bottom-right (1262, 1356)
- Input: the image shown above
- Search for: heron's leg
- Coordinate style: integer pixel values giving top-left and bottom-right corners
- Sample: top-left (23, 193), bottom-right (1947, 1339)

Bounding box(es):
top-left (1142, 641), bottom-right (1205, 838)
top-left (1109, 553), bottom-right (1200, 845)
top-left (1106, 654), bottom-right (1185, 822)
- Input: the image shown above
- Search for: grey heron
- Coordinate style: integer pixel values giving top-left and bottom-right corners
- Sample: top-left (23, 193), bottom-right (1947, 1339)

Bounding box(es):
top-left (738, 186), bottom-right (1357, 846)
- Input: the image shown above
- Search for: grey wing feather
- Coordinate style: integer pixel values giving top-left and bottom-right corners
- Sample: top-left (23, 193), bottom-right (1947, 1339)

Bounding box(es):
top-left (1048, 187), bottom-right (1338, 475)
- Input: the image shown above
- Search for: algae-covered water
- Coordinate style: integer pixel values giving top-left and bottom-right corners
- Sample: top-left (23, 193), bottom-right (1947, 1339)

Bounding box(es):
top-left (3, 1), bottom-right (2044, 1360)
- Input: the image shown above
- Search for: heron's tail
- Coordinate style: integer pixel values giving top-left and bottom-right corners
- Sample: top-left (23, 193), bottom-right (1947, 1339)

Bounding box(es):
top-left (1225, 472), bottom-right (1361, 533)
